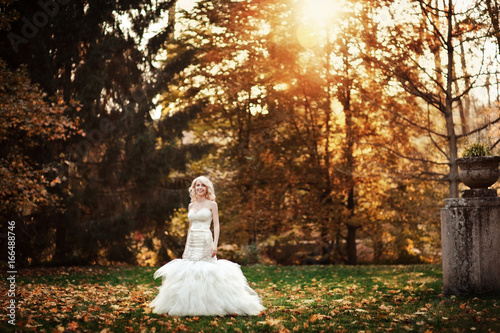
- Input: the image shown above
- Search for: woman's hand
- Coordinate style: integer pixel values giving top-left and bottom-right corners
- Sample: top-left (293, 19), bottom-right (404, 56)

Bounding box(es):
top-left (211, 244), bottom-right (218, 258)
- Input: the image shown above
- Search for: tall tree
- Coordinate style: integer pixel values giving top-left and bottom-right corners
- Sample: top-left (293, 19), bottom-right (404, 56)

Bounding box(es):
top-left (0, 0), bottom-right (202, 264)
top-left (0, 59), bottom-right (81, 262)
top-left (363, 0), bottom-right (500, 198)
top-left (485, 0), bottom-right (500, 54)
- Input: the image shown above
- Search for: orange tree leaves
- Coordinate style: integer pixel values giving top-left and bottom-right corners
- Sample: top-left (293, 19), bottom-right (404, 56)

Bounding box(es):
top-left (169, 0), bottom-right (444, 265)
top-left (0, 59), bottom-right (80, 216)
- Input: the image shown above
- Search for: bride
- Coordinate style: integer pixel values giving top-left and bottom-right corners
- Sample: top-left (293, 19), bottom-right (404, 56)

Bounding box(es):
top-left (149, 176), bottom-right (265, 316)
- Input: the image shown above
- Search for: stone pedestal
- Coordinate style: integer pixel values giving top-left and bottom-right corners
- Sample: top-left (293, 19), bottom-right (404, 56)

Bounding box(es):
top-left (441, 197), bottom-right (500, 295)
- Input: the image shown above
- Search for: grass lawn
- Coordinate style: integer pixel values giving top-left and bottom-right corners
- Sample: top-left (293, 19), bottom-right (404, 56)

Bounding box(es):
top-left (1, 264), bottom-right (499, 332)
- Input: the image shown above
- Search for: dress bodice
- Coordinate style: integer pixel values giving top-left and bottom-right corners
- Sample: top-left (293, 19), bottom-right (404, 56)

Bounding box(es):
top-left (184, 207), bottom-right (214, 261)
top-left (187, 207), bottom-right (212, 230)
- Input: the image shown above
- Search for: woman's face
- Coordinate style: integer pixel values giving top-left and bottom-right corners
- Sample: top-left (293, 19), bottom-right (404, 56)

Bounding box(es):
top-left (194, 181), bottom-right (207, 198)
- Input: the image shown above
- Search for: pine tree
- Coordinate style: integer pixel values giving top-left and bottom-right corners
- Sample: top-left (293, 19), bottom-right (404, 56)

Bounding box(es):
top-left (0, 0), bottom-right (203, 264)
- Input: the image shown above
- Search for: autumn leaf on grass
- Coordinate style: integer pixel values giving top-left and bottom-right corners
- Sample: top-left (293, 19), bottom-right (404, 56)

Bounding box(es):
top-left (379, 304), bottom-right (391, 312)
top-left (66, 321), bottom-right (79, 331)
top-left (266, 317), bottom-right (281, 326)
top-left (175, 324), bottom-right (189, 331)
top-left (309, 314), bottom-right (332, 323)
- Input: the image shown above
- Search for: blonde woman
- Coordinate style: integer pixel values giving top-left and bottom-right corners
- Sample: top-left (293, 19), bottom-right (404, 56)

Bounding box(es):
top-left (150, 176), bottom-right (265, 316)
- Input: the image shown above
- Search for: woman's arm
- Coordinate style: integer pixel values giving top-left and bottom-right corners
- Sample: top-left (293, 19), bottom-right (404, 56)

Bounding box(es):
top-left (187, 203), bottom-right (193, 230)
top-left (211, 201), bottom-right (219, 257)
top-left (182, 204), bottom-right (193, 259)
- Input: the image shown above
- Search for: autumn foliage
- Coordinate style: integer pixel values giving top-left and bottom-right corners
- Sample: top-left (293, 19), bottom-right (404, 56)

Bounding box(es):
top-left (0, 59), bottom-right (80, 217)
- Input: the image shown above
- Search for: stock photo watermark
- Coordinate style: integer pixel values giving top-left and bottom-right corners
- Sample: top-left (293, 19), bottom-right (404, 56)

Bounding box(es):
top-left (6, 220), bottom-right (17, 326)
top-left (7, 0), bottom-right (72, 53)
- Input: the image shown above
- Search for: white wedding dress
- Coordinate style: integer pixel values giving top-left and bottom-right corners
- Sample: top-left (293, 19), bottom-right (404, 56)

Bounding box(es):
top-left (149, 207), bottom-right (265, 316)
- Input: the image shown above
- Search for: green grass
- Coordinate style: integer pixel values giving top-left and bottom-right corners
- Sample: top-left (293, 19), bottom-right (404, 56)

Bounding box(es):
top-left (1, 265), bottom-right (499, 332)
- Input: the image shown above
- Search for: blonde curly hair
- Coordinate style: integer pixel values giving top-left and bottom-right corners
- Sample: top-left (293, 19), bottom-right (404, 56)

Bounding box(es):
top-left (189, 176), bottom-right (216, 202)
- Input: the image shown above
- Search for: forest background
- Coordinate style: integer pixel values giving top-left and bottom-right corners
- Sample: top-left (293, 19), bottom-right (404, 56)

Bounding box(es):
top-left (1, 0), bottom-right (499, 268)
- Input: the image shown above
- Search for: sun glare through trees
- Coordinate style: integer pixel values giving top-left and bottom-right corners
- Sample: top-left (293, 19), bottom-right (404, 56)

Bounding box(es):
top-left (1, 0), bottom-right (500, 329)
top-left (295, 0), bottom-right (342, 48)
top-left (1, 0), bottom-right (499, 279)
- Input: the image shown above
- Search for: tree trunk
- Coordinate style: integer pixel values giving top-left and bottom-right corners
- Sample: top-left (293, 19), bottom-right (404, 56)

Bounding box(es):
top-left (457, 33), bottom-right (470, 133)
top-left (485, 0), bottom-right (500, 54)
top-left (346, 187), bottom-right (358, 265)
top-left (63, 59), bottom-right (72, 104)
top-left (340, 45), bottom-right (358, 265)
top-left (346, 223), bottom-right (358, 265)
top-left (54, 215), bottom-right (67, 262)
top-left (445, 0), bottom-right (459, 198)
top-left (431, 0), bottom-right (443, 89)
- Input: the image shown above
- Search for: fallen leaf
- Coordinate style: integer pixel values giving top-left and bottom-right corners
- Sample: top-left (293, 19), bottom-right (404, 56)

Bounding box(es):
top-left (266, 317), bottom-right (281, 326)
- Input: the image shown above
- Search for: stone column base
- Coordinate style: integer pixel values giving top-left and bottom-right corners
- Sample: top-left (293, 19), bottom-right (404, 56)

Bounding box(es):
top-left (440, 197), bottom-right (500, 295)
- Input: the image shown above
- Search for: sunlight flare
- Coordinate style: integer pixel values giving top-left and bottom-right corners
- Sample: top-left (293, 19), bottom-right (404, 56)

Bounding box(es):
top-left (300, 0), bottom-right (340, 24)
top-left (296, 0), bottom-right (342, 48)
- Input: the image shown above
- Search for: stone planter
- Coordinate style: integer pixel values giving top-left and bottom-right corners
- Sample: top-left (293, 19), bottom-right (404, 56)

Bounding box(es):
top-left (456, 156), bottom-right (500, 197)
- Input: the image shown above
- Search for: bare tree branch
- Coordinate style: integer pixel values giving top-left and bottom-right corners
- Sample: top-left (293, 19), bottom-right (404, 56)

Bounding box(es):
top-left (359, 141), bottom-right (449, 166)
top-left (359, 90), bottom-right (447, 138)
top-left (419, 1), bottom-right (447, 47)
top-left (427, 103), bottom-right (449, 159)
top-left (492, 137), bottom-right (500, 149)
top-left (485, 0), bottom-right (500, 54)
top-left (457, 115), bottom-right (500, 138)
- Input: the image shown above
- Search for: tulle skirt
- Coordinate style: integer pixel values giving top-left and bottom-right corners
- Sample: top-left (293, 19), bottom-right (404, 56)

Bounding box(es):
top-left (149, 258), bottom-right (265, 316)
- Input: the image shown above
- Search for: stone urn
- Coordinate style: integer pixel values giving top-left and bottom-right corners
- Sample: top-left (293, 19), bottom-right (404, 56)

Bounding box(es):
top-left (456, 156), bottom-right (500, 197)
